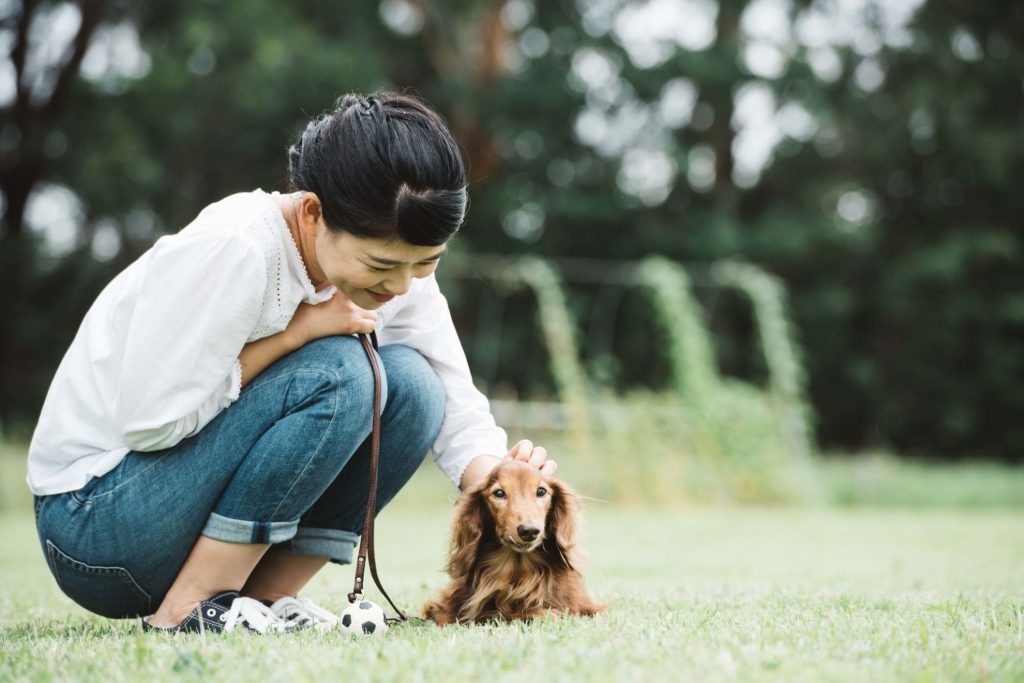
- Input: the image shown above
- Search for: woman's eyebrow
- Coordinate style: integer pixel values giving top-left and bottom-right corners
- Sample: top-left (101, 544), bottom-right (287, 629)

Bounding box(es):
top-left (366, 246), bottom-right (448, 266)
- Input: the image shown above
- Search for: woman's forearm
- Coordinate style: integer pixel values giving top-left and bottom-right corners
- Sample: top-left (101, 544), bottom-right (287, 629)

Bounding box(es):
top-left (238, 331), bottom-right (302, 389)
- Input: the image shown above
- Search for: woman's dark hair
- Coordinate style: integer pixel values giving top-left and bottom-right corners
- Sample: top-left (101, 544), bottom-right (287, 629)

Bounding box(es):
top-left (287, 91), bottom-right (467, 246)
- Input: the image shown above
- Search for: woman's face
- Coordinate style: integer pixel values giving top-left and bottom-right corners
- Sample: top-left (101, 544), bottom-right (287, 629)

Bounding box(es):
top-left (291, 192), bottom-right (447, 309)
top-left (314, 226), bottom-right (446, 310)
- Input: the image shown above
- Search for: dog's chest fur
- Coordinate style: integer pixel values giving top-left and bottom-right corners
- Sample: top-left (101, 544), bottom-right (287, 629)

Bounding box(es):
top-left (461, 544), bottom-right (566, 619)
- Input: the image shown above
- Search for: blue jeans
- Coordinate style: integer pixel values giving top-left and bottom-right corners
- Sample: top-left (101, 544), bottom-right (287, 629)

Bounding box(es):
top-left (33, 337), bottom-right (445, 619)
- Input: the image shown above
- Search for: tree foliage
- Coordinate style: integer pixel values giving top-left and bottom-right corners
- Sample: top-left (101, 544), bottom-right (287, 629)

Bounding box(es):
top-left (0, 0), bottom-right (1020, 460)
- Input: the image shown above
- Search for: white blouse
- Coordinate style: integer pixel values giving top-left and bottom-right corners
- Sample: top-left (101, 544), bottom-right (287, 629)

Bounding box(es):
top-left (26, 189), bottom-right (508, 495)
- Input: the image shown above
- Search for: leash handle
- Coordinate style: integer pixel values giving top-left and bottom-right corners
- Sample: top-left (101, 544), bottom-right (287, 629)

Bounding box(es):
top-left (348, 332), bottom-right (408, 622)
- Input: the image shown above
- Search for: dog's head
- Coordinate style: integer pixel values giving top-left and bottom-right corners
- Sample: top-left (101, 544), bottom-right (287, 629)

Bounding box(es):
top-left (449, 460), bottom-right (580, 576)
top-left (483, 460), bottom-right (557, 553)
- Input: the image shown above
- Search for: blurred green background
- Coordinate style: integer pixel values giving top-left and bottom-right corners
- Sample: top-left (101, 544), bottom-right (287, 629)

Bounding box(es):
top-left (0, 0), bottom-right (1022, 507)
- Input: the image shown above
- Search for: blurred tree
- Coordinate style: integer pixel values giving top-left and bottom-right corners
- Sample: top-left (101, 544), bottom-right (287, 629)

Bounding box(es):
top-left (0, 0), bottom-right (113, 432)
top-left (0, 0), bottom-right (1021, 461)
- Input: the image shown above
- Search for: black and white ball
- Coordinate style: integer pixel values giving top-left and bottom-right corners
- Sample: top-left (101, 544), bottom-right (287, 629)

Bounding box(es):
top-left (339, 600), bottom-right (389, 636)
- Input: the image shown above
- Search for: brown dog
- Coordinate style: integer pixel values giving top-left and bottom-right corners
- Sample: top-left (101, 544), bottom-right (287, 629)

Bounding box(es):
top-left (423, 460), bottom-right (604, 624)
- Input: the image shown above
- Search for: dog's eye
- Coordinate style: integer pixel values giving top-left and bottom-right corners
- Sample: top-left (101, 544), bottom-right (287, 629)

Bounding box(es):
top-left (492, 489), bottom-right (506, 499)
top-left (536, 487), bottom-right (547, 497)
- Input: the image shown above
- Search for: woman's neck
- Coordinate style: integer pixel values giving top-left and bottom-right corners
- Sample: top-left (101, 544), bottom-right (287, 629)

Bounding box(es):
top-left (274, 193), bottom-right (331, 290)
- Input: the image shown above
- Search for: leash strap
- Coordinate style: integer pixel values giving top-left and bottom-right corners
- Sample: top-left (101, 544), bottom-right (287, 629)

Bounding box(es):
top-left (348, 332), bottom-right (408, 622)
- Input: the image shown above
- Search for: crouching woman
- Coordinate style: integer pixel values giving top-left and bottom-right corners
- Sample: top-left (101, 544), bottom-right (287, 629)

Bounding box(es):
top-left (27, 92), bottom-right (555, 633)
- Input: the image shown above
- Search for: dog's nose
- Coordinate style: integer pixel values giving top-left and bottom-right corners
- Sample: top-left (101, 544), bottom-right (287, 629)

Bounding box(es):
top-left (517, 524), bottom-right (540, 542)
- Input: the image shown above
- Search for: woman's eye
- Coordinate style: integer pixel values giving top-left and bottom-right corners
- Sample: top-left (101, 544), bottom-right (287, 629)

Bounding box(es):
top-left (493, 489), bottom-right (506, 499)
top-left (536, 487), bottom-right (547, 497)
top-left (368, 265), bottom-right (391, 272)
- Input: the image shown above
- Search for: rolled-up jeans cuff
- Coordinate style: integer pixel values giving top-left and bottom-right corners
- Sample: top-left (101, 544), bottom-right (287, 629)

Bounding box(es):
top-left (201, 511), bottom-right (299, 545)
top-left (290, 527), bottom-right (360, 565)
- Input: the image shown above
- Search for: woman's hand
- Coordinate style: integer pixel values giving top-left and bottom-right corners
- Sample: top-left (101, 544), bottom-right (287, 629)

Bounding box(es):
top-left (460, 439), bottom-right (557, 492)
top-left (285, 291), bottom-right (378, 348)
top-left (504, 439), bottom-right (557, 477)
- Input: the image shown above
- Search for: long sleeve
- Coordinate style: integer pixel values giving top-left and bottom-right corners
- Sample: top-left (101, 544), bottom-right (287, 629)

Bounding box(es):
top-left (377, 274), bottom-right (508, 487)
top-left (112, 232), bottom-right (267, 451)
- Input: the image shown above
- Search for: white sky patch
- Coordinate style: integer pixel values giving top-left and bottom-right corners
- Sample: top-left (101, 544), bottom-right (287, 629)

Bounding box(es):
top-left (503, 202), bottom-right (545, 242)
top-left (742, 42), bottom-right (788, 79)
top-left (584, 76), bottom-right (627, 110)
top-left (740, 0), bottom-right (795, 79)
top-left (575, 100), bottom-right (655, 158)
top-left (80, 21), bottom-right (151, 89)
top-left (687, 144), bottom-right (716, 193)
top-left (577, 0), bottom-right (621, 37)
top-left (379, 0), bottom-right (425, 36)
top-left (613, 0), bottom-right (717, 68)
top-left (950, 26), bottom-right (983, 62)
top-left (853, 57), bottom-right (885, 91)
top-left (26, 182), bottom-right (84, 258)
top-left (806, 46), bottom-right (843, 82)
top-left (124, 206), bottom-right (160, 241)
top-left (731, 81), bottom-right (782, 187)
top-left (741, 0), bottom-right (793, 43)
top-left (570, 46), bottom-right (627, 109)
top-left (519, 27), bottom-right (550, 59)
top-left (835, 187), bottom-right (877, 232)
top-left (794, 0), bottom-right (924, 55)
top-left (24, 2), bottom-right (81, 104)
top-left (777, 101), bottom-right (818, 141)
top-left (91, 217), bottom-right (122, 261)
top-left (617, 147), bottom-right (677, 206)
top-left (501, 0), bottom-right (535, 32)
top-left (571, 47), bottom-right (620, 92)
top-left (574, 107), bottom-right (608, 150)
top-left (908, 106), bottom-right (936, 154)
top-left (837, 189), bottom-right (872, 222)
top-left (0, 48), bottom-right (15, 108)
top-left (563, 0), bottom-right (927, 192)
top-left (4, 5), bottom-right (155, 105)
top-left (658, 78), bottom-right (698, 129)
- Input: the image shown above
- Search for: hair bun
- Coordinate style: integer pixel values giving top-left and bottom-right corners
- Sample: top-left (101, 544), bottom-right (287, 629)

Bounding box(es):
top-left (395, 184), bottom-right (467, 245)
top-left (287, 90), bottom-right (467, 246)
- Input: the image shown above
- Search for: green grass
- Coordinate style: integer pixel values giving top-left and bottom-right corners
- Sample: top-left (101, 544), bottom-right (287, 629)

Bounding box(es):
top-left (3, 442), bottom-right (1024, 681)
top-left (2, 500), bottom-right (1024, 681)
top-left (819, 452), bottom-right (1024, 508)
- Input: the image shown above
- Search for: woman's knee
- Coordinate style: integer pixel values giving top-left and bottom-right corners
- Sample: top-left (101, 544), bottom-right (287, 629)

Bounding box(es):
top-left (280, 336), bottom-right (385, 406)
top-left (379, 345), bottom-right (445, 432)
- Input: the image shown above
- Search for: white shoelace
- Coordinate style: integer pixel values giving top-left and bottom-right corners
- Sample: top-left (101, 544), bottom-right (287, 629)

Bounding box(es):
top-left (219, 597), bottom-right (292, 634)
top-left (269, 596), bottom-right (339, 632)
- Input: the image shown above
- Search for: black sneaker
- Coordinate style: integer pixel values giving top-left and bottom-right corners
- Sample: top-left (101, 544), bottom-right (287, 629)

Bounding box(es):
top-left (141, 591), bottom-right (291, 634)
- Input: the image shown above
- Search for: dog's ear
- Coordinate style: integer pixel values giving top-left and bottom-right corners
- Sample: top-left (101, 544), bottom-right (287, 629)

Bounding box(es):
top-left (544, 478), bottom-right (580, 568)
top-left (447, 486), bottom-right (489, 580)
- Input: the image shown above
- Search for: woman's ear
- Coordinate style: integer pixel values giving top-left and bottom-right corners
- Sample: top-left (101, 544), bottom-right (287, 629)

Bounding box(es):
top-left (545, 479), bottom-right (580, 569)
top-left (448, 488), bottom-right (488, 579)
top-left (297, 192), bottom-right (324, 236)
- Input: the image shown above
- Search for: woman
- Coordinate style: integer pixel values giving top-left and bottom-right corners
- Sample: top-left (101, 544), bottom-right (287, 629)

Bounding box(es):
top-left (28, 92), bottom-right (556, 633)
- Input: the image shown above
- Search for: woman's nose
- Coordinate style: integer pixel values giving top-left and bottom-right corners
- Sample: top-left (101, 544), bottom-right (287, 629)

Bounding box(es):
top-left (382, 270), bottom-right (412, 296)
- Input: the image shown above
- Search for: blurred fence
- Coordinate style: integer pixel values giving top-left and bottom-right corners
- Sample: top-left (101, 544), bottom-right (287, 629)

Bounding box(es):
top-left (440, 255), bottom-right (821, 503)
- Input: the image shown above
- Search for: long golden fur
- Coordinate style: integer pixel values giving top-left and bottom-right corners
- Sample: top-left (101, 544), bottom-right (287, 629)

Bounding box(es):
top-left (423, 460), bottom-right (604, 625)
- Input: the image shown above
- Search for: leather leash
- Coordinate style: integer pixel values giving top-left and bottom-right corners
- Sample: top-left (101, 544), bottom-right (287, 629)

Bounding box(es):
top-left (347, 332), bottom-right (408, 623)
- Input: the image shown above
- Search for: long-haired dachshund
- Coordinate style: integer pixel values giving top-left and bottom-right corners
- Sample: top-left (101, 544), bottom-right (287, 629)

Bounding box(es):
top-left (423, 460), bottom-right (604, 625)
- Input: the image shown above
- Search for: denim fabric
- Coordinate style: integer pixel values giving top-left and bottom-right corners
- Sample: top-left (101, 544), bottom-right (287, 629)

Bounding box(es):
top-left (34, 337), bottom-right (445, 619)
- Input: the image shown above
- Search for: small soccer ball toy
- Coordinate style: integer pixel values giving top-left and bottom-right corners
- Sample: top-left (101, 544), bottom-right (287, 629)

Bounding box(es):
top-left (339, 600), bottom-right (389, 636)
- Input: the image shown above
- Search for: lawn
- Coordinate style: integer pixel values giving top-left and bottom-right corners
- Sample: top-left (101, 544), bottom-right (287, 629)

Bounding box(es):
top-left (2, 444), bottom-right (1023, 682)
